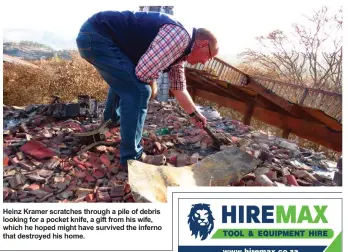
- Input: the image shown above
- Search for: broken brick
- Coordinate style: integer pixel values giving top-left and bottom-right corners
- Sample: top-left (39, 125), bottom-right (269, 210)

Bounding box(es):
top-left (76, 188), bottom-right (93, 198)
top-left (3, 156), bottom-right (10, 166)
top-left (9, 174), bottom-right (25, 189)
top-left (61, 190), bottom-right (74, 199)
top-left (124, 183), bottom-right (131, 194)
top-left (28, 189), bottom-right (50, 199)
top-left (73, 156), bottom-right (84, 166)
top-left (26, 174), bottom-right (46, 183)
top-left (273, 181), bottom-right (286, 187)
top-left (100, 154), bottom-right (111, 168)
top-left (153, 142), bottom-right (162, 152)
top-left (123, 192), bottom-right (134, 202)
top-left (104, 131), bottom-right (113, 139)
top-left (38, 169), bottom-right (54, 178)
top-left (85, 174), bottom-right (97, 183)
top-left (110, 184), bottom-right (125, 198)
top-left (110, 127), bottom-right (119, 134)
top-left (75, 170), bottom-right (87, 179)
top-left (266, 170), bottom-right (277, 181)
top-left (176, 153), bottom-right (189, 167)
top-left (19, 140), bottom-right (56, 160)
top-left (96, 190), bottom-right (111, 202)
top-left (24, 184), bottom-right (41, 191)
top-left (79, 152), bottom-right (89, 160)
top-left (42, 157), bottom-right (61, 170)
top-left (3, 188), bottom-right (11, 200)
top-left (112, 197), bottom-right (123, 202)
top-left (255, 174), bottom-right (274, 186)
top-left (20, 196), bottom-right (37, 203)
top-left (113, 136), bottom-right (122, 144)
top-left (31, 159), bottom-right (43, 168)
top-left (16, 152), bottom-right (24, 160)
top-left (283, 175), bottom-right (299, 186)
top-left (2, 98), bottom-right (340, 204)
top-left (19, 161), bottom-right (35, 171)
top-left (93, 168), bottom-right (106, 179)
top-left (85, 193), bottom-right (96, 202)
top-left (41, 185), bottom-right (54, 193)
top-left (10, 157), bottom-right (20, 165)
top-left (77, 164), bottom-right (87, 171)
top-left (116, 172), bottom-right (128, 181)
top-left (96, 145), bottom-right (107, 152)
top-left (233, 180), bottom-right (245, 186)
top-left (297, 179), bottom-right (312, 186)
top-left (83, 161), bottom-right (93, 168)
top-left (189, 153), bottom-right (199, 164)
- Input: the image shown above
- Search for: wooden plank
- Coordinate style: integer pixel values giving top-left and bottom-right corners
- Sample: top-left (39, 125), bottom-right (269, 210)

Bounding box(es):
top-left (213, 57), bottom-right (248, 76)
top-left (251, 75), bottom-right (342, 97)
top-left (247, 78), bottom-right (295, 113)
top-left (243, 102), bottom-right (255, 125)
top-left (187, 71), bottom-right (320, 121)
top-left (187, 78), bottom-right (293, 117)
top-left (247, 78), bottom-right (328, 124)
top-left (282, 128), bottom-right (291, 139)
top-left (194, 89), bottom-right (342, 152)
top-left (191, 87), bottom-right (197, 102)
top-left (217, 64), bottom-right (224, 78)
top-left (295, 106), bottom-right (342, 131)
top-left (187, 69), bottom-right (339, 127)
top-left (187, 71), bottom-right (255, 104)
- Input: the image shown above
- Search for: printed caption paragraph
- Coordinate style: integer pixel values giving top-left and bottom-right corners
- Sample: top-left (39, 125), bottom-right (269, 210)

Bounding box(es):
top-left (2, 208), bottom-right (162, 240)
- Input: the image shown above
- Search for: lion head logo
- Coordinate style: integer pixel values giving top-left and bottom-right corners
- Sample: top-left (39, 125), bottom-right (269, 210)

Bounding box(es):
top-left (187, 203), bottom-right (215, 241)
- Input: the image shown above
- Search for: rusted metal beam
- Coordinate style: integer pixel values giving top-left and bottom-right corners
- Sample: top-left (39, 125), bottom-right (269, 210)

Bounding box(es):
top-left (194, 89), bottom-right (342, 152)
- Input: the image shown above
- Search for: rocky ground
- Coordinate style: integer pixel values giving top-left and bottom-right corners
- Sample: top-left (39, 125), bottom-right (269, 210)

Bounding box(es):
top-left (3, 100), bottom-right (342, 203)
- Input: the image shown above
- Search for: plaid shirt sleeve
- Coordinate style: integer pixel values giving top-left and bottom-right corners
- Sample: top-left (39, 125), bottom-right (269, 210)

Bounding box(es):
top-left (168, 62), bottom-right (186, 91)
top-left (135, 24), bottom-right (190, 91)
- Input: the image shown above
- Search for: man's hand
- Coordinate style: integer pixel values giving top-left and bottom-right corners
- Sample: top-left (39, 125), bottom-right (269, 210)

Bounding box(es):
top-left (190, 111), bottom-right (207, 129)
top-left (171, 89), bottom-right (207, 128)
top-left (149, 81), bottom-right (158, 100)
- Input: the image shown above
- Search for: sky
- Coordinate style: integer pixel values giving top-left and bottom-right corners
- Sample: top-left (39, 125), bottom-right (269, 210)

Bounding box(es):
top-left (1, 0), bottom-right (344, 58)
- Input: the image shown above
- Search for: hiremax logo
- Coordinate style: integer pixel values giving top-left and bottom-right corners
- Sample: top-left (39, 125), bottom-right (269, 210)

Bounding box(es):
top-left (188, 204), bottom-right (328, 241)
top-left (222, 205), bottom-right (328, 224)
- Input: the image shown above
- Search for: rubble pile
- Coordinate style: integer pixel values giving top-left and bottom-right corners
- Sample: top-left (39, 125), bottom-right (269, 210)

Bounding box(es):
top-left (3, 100), bottom-right (341, 203)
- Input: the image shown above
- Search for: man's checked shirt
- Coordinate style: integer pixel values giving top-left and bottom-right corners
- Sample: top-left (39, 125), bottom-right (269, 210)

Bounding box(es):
top-left (135, 24), bottom-right (191, 91)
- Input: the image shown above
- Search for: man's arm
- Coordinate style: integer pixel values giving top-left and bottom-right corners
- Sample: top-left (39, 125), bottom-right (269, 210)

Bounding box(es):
top-left (171, 89), bottom-right (196, 114)
top-left (169, 63), bottom-right (207, 127)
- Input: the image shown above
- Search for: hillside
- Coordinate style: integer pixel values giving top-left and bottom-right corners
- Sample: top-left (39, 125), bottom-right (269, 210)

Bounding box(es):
top-left (4, 28), bottom-right (76, 50)
top-left (3, 41), bottom-right (72, 61)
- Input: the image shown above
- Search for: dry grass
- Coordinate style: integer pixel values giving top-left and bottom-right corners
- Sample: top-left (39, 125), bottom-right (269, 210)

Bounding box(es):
top-left (3, 52), bottom-right (340, 161)
top-left (3, 52), bottom-right (108, 106)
